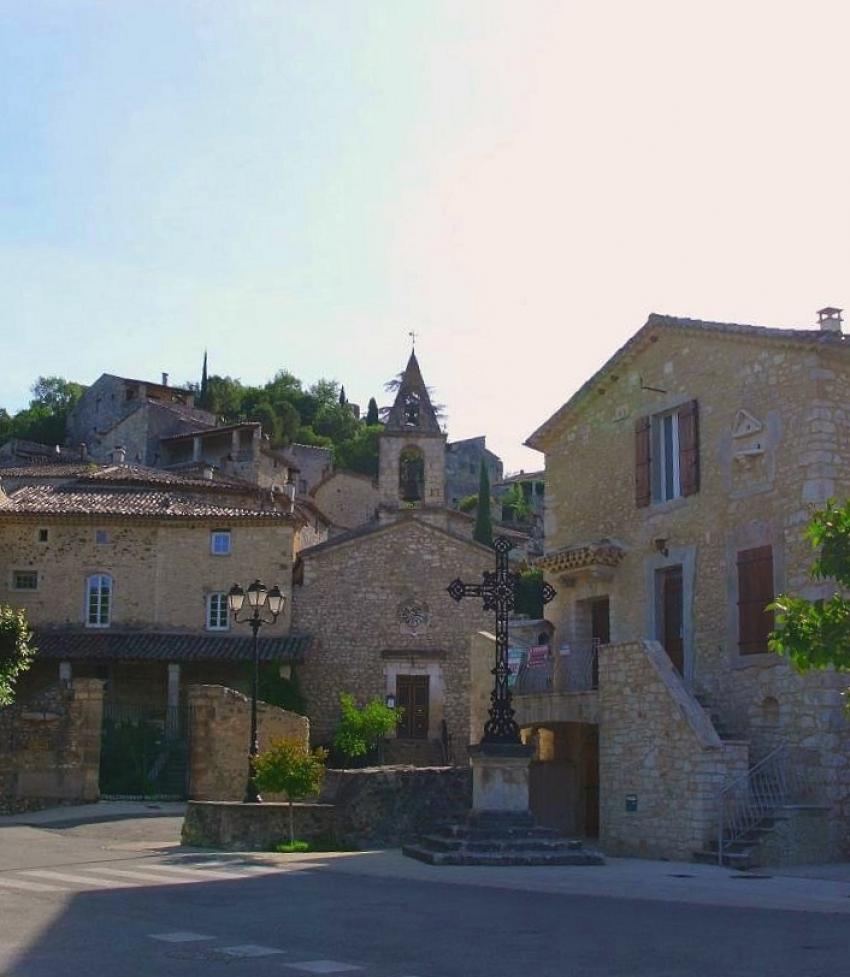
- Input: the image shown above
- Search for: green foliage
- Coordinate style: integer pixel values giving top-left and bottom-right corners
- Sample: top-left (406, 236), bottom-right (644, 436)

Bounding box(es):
top-left (770, 500), bottom-right (850, 673)
top-left (332, 693), bottom-right (402, 764)
top-left (515, 567), bottom-right (545, 618)
top-left (0, 605), bottom-right (36, 706)
top-left (501, 483), bottom-right (534, 524)
top-left (457, 494), bottom-right (478, 513)
top-left (274, 840), bottom-right (312, 853)
top-left (365, 397), bottom-right (380, 426)
top-left (334, 425), bottom-right (382, 477)
top-left (254, 738), bottom-right (328, 842)
top-left (255, 664), bottom-right (306, 714)
top-left (473, 461), bottom-right (494, 547)
top-left (2, 376), bottom-right (85, 446)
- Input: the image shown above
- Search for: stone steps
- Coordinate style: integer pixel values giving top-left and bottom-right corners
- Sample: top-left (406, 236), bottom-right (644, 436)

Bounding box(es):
top-left (402, 844), bottom-right (605, 867)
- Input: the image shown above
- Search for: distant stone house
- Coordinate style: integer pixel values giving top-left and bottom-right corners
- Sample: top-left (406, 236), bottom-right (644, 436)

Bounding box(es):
top-left (520, 308), bottom-right (850, 861)
top-left (444, 436), bottom-right (503, 506)
top-left (0, 467), bottom-right (312, 715)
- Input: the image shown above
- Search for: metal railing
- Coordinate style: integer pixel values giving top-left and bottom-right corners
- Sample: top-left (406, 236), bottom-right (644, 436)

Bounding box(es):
top-left (717, 741), bottom-right (800, 865)
top-left (513, 640), bottom-right (600, 694)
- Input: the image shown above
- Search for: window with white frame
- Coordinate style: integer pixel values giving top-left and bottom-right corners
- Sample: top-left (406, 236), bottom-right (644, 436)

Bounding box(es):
top-left (86, 574), bottom-right (112, 628)
top-left (652, 410), bottom-right (681, 502)
top-left (12, 570), bottom-right (38, 590)
top-left (207, 592), bottom-right (230, 631)
top-left (210, 530), bottom-right (231, 556)
top-left (635, 400), bottom-right (699, 508)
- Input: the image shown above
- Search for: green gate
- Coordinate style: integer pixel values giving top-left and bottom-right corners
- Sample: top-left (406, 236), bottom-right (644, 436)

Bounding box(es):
top-left (99, 704), bottom-right (189, 799)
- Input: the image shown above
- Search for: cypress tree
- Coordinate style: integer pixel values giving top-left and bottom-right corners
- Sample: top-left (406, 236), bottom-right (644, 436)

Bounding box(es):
top-left (199, 350), bottom-right (208, 407)
top-left (473, 459), bottom-right (494, 547)
top-left (366, 397), bottom-right (380, 425)
top-left (339, 385), bottom-right (347, 405)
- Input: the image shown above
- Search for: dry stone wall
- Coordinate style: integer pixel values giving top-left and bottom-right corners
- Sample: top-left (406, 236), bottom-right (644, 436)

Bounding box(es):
top-left (0, 678), bottom-right (103, 813)
top-left (187, 684), bottom-right (309, 801)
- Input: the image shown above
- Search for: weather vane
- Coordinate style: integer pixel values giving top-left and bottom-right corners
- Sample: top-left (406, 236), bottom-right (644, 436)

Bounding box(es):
top-left (409, 329), bottom-right (416, 350)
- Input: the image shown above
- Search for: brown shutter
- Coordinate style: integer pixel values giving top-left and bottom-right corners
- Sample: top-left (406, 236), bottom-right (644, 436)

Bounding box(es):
top-left (737, 545), bottom-right (775, 655)
top-left (678, 399), bottom-right (700, 497)
top-left (635, 416), bottom-right (651, 508)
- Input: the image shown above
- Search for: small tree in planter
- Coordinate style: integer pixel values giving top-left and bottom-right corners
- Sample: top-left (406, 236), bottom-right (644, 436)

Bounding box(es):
top-left (0, 605), bottom-right (36, 707)
top-left (333, 692), bottom-right (402, 767)
top-left (253, 738), bottom-right (328, 845)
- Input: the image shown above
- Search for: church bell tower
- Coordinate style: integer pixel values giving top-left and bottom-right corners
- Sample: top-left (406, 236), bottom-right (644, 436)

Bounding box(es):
top-left (378, 351), bottom-right (446, 509)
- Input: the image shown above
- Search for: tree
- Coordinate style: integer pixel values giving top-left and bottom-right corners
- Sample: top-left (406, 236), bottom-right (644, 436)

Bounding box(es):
top-left (338, 385), bottom-right (347, 405)
top-left (334, 425), bottom-right (382, 477)
top-left (253, 738), bottom-right (328, 843)
top-left (332, 693), bottom-right (401, 766)
top-left (770, 500), bottom-right (850, 675)
top-left (255, 664), bottom-right (306, 714)
top-left (473, 460), bottom-right (494, 547)
top-left (199, 351), bottom-right (208, 407)
top-left (203, 375), bottom-right (245, 420)
top-left (8, 376), bottom-right (85, 446)
top-left (0, 605), bottom-right (36, 706)
top-left (365, 397), bottom-right (380, 426)
top-left (501, 483), bottom-right (534, 524)
top-left (515, 567), bottom-right (545, 618)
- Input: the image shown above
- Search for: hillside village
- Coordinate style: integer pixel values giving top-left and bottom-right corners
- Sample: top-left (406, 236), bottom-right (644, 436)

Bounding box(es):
top-left (4, 307), bottom-right (850, 869)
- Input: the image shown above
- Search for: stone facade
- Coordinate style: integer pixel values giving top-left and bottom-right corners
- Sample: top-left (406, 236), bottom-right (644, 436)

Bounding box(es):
top-left (295, 516), bottom-right (494, 760)
top-left (186, 684), bottom-right (309, 801)
top-left (445, 436), bottom-right (503, 506)
top-left (0, 679), bottom-right (103, 813)
top-left (289, 443), bottom-right (333, 495)
top-left (525, 312), bottom-right (850, 858)
top-left (312, 470), bottom-right (380, 531)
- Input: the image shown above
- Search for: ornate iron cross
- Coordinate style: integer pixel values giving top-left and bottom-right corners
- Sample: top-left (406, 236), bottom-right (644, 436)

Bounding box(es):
top-left (448, 536), bottom-right (556, 744)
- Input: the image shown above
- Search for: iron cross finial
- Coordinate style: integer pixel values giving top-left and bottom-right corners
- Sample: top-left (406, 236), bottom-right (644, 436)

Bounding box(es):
top-left (409, 329), bottom-right (416, 349)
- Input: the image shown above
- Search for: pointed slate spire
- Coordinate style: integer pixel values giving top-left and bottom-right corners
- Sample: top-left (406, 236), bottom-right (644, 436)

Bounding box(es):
top-left (384, 351), bottom-right (442, 435)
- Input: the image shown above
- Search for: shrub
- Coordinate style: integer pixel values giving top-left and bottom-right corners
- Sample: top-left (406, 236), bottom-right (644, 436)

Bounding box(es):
top-left (0, 605), bottom-right (36, 706)
top-left (332, 692), bottom-right (402, 766)
top-left (253, 738), bottom-right (328, 843)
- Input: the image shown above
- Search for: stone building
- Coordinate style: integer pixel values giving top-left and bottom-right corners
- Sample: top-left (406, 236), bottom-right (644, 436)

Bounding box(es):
top-left (518, 308), bottom-right (850, 861)
top-left (445, 436), bottom-right (503, 506)
top-left (294, 351), bottom-right (498, 763)
top-left (0, 466), bottom-right (312, 714)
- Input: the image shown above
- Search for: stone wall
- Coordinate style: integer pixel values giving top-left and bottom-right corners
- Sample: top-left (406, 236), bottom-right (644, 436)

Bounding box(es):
top-left (1, 518), bottom-right (295, 635)
top-left (187, 684), bottom-right (309, 801)
top-left (313, 471), bottom-right (380, 530)
top-left (182, 765), bottom-right (472, 850)
top-left (598, 640), bottom-right (728, 859)
top-left (0, 679), bottom-right (103, 813)
top-left (295, 517), bottom-right (493, 760)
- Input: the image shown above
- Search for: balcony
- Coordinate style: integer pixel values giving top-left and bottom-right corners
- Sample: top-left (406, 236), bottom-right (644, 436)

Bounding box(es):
top-left (512, 640), bottom-right (600, 727)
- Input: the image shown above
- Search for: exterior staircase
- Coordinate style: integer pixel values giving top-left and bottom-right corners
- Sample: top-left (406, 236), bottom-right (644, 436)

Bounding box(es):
top-left (402, 811), bottom-right (605, 866)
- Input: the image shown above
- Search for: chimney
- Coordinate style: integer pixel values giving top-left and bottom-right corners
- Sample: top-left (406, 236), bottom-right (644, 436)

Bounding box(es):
top-left (817, 307), bottom-right (843, 333)
top-left (161, 372), bottom-right (169, 387)
top-left (79, 443), bottom-right (87, 460)
top-left (113, 446), bottom-right (126, 465)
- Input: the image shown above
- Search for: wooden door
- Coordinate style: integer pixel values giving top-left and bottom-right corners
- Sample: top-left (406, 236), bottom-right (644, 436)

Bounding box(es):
top-left (660, 566), bottom-right (684, 675)
top-left (396, 675), bottom-right (429, 740)
top-left (583, 725), bottom-right (600, 838)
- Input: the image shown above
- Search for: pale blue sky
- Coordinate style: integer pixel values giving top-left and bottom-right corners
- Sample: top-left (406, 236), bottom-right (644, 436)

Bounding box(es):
top-left (3, 1), bottom-right (850, 470)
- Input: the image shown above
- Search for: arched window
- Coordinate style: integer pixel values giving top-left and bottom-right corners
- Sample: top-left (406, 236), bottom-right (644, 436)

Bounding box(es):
top-left (86, 574), bottom-right (112, 628)
top-left (399, 445), bottom-right (425, 502)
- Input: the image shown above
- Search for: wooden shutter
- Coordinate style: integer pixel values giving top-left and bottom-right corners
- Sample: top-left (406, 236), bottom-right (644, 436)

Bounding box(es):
top-left (678, 399), bottom-right (700, 497)
top-left (737, 545), bottom-right (775, 655)
top-left (635, 416), bottom-right (651, 508)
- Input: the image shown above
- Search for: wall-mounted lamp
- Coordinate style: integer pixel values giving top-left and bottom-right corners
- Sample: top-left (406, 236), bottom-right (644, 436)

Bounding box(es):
top-left (653, 537), bottom-right (669, 557)
top-left (385, 694), bottom-right (396, 710)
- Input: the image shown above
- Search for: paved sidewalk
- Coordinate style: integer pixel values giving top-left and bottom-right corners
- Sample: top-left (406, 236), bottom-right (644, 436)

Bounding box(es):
top-left (0, 800), bottom-right (186, 827)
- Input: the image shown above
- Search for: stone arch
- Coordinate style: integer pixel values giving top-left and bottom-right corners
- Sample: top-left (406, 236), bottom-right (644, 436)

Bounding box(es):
top-left (399, 444), bottom-right (425, 502)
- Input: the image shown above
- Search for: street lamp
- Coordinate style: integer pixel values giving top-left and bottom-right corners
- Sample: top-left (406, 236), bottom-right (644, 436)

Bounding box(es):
top-left (228, 579), bottom-right (286, 803)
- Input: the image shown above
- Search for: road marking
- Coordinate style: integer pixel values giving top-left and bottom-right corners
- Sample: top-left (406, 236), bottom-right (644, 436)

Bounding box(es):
top-left (284, 962), bottom-right (363, 973)
top-left (148, 932), bottom-right (215, 943)
top-left (135, 863), bottom-right (250, 880)
top-left (0, 875), bottom-right (65, 892)
top-left (21, 870), bottom-right (124, 888)
top-left (218, 944), bottom-right (285, 957)
top-left (84, 866), bottom-right (197, 885)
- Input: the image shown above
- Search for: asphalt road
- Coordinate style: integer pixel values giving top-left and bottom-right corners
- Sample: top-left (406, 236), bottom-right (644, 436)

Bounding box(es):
top-left (1, 815), bottom-right (848, 977)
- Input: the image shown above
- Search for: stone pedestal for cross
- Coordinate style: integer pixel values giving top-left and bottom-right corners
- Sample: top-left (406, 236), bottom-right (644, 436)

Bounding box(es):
top-left (402, 536), bottom-right (604, 865)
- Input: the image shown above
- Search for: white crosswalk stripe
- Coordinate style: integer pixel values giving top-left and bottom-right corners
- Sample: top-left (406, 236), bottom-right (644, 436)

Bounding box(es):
top-left (22, 869), bottom-right (125, 888)
top-left (134, 862), bottom-right (261, 880)
top-left (80, 866), bottom-right (198, 885)
top-left (0, 875), bottom-right (65, 892)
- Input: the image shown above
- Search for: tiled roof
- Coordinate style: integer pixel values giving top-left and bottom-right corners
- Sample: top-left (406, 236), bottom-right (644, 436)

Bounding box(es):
top-left (535, 540), bottom-right (625, 574)
top-left (159, 421), bottom-right (261, 442)
top-left (526, 312), bottom-right (850, 450)
top-left (0, 485), bottom-right (292, 521)
top-left (0, 463), bottom-right (98, 478)
top-left (32, 630), bottom-right (311, 663)
top-left (78, 465), bottom-right (258, 493)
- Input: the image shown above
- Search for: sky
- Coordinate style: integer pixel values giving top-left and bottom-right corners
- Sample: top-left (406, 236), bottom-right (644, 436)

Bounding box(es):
top-left (2, 0), bottom-right (849, 472)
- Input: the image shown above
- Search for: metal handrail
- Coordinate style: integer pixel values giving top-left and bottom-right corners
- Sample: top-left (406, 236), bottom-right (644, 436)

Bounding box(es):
top-left (717, 741), bottom-right (799, 865)
top-left (513, 639), bottom-right (601, 694)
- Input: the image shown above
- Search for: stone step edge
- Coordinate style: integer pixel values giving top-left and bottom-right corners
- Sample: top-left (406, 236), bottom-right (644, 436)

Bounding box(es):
top-left (402, 845), bottom-right (606, 867)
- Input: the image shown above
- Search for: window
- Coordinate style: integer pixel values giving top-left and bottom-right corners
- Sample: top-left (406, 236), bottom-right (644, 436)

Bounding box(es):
top-left (737, 545), bottom-right (775, 655)
top-left (399, 446), bottom-right (425, 502)
top-left (86, 574), bottom-right (112, 628)
top-left (210, 530), bottom-right (231, 555)
top-left (206, 592), bottom-right (230, 631)
top-left (635, 400), bottom-right (699, 507)
top-left (38, 528), bottom-right (49, 543)
top-left (298, 478), bottom-right (308, 495)
top-left (96, 530), bottom-right (109, 544)
top-left (13, 570), bottom-right (38, 590)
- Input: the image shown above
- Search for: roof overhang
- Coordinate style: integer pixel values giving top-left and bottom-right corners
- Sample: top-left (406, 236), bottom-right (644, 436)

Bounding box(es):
top-left (535, 540), bottom-right (625, 582)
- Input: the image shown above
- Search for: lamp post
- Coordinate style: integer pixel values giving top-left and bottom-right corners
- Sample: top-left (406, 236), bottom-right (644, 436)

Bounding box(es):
top-left (227, 579), bottom-right (286, 803)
